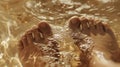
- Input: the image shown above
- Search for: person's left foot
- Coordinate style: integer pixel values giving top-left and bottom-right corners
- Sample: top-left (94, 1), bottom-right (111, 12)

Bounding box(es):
top-left (68, 16), bottom-right (120, 67)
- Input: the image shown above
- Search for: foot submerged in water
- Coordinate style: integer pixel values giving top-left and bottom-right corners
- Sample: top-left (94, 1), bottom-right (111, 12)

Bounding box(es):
top-left (18, 22), bottom-right (60, 67)
top-left (68, 16), bottom-right (120, 67)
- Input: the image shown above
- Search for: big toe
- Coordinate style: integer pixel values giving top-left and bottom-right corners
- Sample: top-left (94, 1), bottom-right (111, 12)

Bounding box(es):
top-left (69, 16), bottom-right (81, 31)
top-left (38, 22), bottom-right (53, 37)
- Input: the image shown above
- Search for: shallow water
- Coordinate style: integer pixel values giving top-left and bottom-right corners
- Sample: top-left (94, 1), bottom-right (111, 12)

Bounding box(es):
top-left (0, 0), bottom-right (120, 67)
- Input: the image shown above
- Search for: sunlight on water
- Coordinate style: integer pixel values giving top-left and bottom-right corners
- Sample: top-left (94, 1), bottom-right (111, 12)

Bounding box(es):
top-left (97, 0), bottom-right (113, 3)
top-left (0, 0), bottom-right (120, 67)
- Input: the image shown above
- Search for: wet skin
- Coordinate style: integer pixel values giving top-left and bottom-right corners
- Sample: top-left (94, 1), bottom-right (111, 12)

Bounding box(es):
top-left (18, 16), bottom-right (120, 67)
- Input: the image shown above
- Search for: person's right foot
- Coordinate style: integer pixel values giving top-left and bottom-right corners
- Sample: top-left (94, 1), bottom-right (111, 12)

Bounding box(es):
top-left (18, 22), bottom-right (59, 67)
top-left (68, 16), bottom-right (120, 67)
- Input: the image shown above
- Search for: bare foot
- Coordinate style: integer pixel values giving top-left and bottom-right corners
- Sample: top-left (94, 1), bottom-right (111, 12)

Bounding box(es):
top-left (68, 16), bottom-right (120, 67)
top-left (18, 22), bottom-right (59, 67)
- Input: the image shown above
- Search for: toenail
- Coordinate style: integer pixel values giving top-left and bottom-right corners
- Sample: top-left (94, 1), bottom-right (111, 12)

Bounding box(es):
top-left (69, 17), bottom-right (81, 30)
top-left (38, 22), bottom-right (49, 28)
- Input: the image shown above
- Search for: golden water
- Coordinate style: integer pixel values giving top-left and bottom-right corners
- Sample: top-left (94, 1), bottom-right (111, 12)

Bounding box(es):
top-left (0, 0), bottom-right (120, 67)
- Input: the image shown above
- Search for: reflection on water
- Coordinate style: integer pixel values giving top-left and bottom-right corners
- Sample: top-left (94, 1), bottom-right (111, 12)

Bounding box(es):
top-left (0, 0), bottom-right (120, 67)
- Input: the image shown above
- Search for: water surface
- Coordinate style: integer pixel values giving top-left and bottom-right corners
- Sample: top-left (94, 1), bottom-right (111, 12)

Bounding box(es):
top-left (0, 0), bottom-right (120, 67)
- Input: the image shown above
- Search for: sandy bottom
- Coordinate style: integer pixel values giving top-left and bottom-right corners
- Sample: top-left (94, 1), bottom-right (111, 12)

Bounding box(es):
top-left (0, 0), bottom-right (120, 67)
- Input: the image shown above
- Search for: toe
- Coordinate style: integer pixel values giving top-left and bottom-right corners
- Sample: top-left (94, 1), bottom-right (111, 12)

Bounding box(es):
top-left (32, 28), bottom-right (44, 43)
top-left (88, 18), bottom-right (96, 29)
top-left (26, 32), bottom-right (34, 45)
top-left (80, 17), bottom-right (90, 35)
top-left (38, 22), bottom-right (52, 37)
top-left (102, 24), bottom-right (106, 32)
top-left (21, 35), bottom-right (28, 48)
top-left (80, 17), bottom-right (89, 30)
top-left (69, 16), bottom-right (81, 30)
top-left (88, 18), bottom-right (97, 35)
top-left (18, 40), bottom-right (24, 50)
top-left (96, 20), bottom-right (105, 35)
